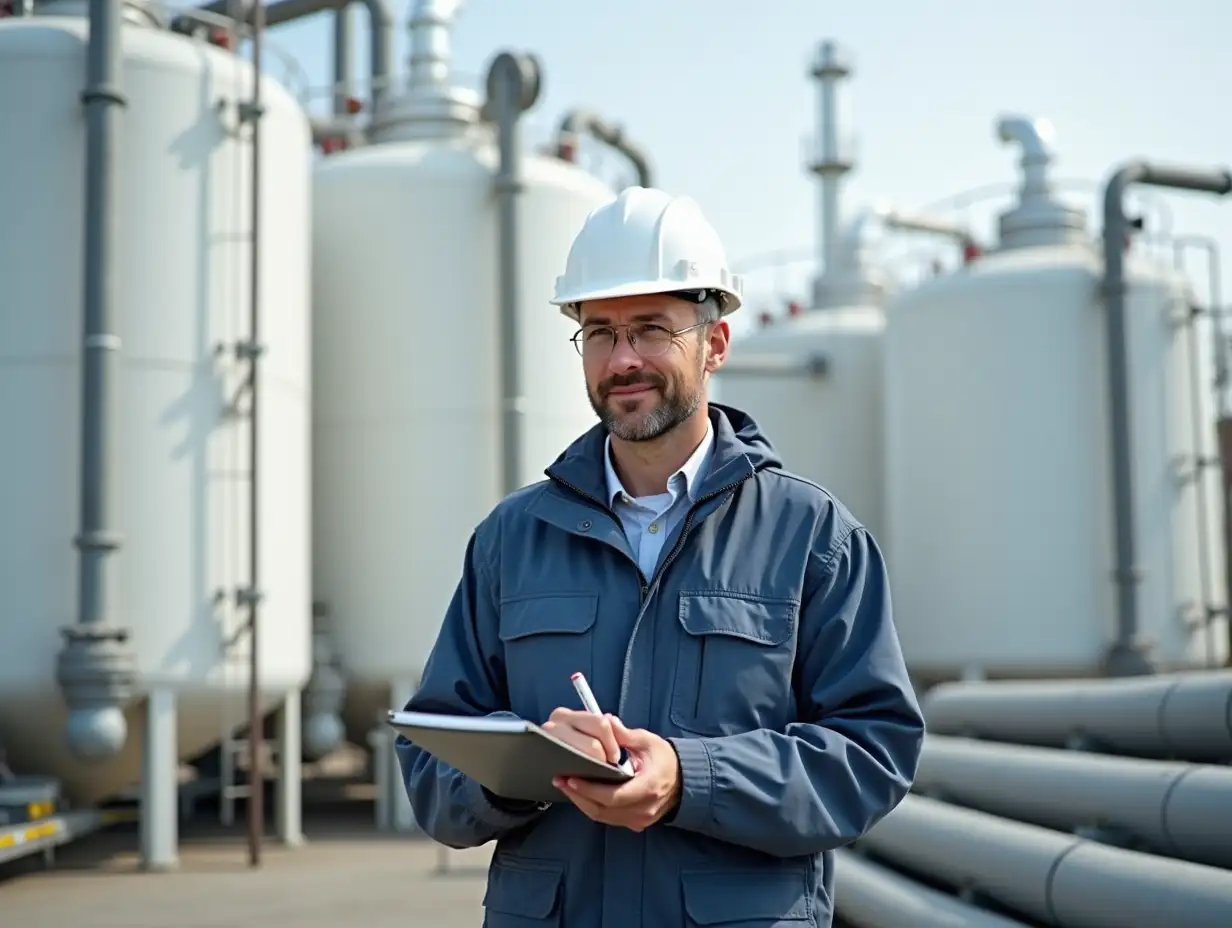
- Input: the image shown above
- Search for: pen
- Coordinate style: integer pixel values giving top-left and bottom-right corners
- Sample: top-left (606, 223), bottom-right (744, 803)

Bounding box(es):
top-left (570, 671), bottom-right (634, 775)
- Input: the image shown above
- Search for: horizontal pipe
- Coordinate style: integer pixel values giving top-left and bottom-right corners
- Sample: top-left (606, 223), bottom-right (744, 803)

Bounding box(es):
top-left (310, 116), bottom-right (353, 142)
top-left (916, 734), bottom-right (1232, 869)
top-left (833, 848), bottom-right (1030, 928)
top-left (717, 353), bottom-right (829, 378)
top-left (881, 209), bottom-right (975, 248)
top-left (859, 794), bottom-right (1232, 928)
top-left (923, 670), bottom-right (1232, 762)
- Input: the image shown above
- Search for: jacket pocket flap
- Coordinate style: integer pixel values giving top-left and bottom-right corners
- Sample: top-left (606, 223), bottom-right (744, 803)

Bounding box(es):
top-left (499, 592), bottom-right (599, 641)
top-left (677, 593), bottom-right (796, 646)
top-left (680, 869), bottom-right (811, 923)
top-left (483, 858), bottom-right (564, 918)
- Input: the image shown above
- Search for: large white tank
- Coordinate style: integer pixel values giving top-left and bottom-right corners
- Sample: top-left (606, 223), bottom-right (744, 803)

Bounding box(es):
top-left (0, 5), bottom-right (313, 803)
top-left (883, 115), bottom-right (1229, 683)
top-left (717, 211), bottom-right (894, 545)
top-left (310, 17), bottom-right (615, 742)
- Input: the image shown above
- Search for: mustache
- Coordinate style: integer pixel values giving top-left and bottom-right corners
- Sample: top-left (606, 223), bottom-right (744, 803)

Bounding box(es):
top-left (599, 372), bottom-right (665, 398)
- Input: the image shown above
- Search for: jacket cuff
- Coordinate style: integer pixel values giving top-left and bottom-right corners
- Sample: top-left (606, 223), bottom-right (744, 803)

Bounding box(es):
top-left (467, 777), bottom-right (549, 828)
top-left (665, 736), bottom-right (713, 832)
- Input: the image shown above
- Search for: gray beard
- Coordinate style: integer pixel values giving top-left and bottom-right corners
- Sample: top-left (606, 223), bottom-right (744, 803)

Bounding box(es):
top-left (590, 380), bottom-right (704, 442)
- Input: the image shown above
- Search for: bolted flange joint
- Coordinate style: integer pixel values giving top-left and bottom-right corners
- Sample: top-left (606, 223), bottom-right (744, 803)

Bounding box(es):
top-left (55, 624), bottom-right (138, 761)
top-left (302, 601), bottom-right (347, 760)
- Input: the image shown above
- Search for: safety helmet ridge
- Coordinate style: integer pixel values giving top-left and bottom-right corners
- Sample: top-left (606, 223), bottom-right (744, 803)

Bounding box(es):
top-left (551, 186), bottom-right (743, 321)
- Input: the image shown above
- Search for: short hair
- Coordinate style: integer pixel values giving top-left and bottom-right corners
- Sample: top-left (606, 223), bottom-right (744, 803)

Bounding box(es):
top-left (695, 295), bottom-right (722, 326)
top-left (669, 289), bottom-right (723, 327)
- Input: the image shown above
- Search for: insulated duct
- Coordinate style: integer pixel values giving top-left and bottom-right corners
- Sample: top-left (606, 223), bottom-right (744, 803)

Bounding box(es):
top-left (858, 793), bottom-right (1232, 927)
top-left (922, 671), bottom-right (1232, 762)
top-left (915, 734), bottom-right (1232, 869)
top-left (833, 849), bottom-right (1030, 928)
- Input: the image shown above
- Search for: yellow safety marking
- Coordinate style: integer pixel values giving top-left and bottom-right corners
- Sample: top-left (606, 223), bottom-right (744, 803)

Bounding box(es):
top-left (0, 819), bottom-right (62, 848)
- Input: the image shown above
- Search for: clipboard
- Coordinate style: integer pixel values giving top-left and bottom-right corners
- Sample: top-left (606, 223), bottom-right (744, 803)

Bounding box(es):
top-left (386, 710), bottom-right (634, 804)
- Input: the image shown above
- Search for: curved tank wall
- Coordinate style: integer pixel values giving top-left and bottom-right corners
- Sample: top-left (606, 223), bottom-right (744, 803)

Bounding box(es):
top-left (717, 305), bottom-right (887, 546)
top-left (311, 130), bottom-right (615, 744)
top-left (0, 14), bottom-right (314, 803)
top-left (883, 241), bottom-right (1228, 681)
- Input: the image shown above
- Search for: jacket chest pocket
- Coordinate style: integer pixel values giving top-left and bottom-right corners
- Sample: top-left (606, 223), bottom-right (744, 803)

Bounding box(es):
top-left (670, 592), bottom-right (798, 737)
top-left (499, 592), bottom-right (598, 724)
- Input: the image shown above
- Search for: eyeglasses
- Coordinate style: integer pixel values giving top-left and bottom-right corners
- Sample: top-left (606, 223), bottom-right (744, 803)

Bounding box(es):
top-left (570, 321), bottom-right (707, 359)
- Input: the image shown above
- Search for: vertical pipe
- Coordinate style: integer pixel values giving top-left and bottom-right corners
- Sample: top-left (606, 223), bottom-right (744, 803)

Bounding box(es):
top-left (57, 0), bottom-right (138, 764)
top-left (1101, 161), bottom-right (1232, 677)
top-left (332, 4), bottom-right (353, 116)
top-left (807, 40), bottom-right (853, 307)
top-left (246, 0), bottom-right (266, 869)
top-left (819, 76), bottom-right (839, 272)
top-left (79, 0), bottom-right (123, 654)
top-left (485, 52), bottom-right (541, 496)
top-left (364, 0), bottom-right (393, 120)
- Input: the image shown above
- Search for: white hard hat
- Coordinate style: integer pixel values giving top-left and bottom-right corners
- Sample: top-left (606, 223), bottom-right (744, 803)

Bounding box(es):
top-left (551, 186), bottom-right (743, 322)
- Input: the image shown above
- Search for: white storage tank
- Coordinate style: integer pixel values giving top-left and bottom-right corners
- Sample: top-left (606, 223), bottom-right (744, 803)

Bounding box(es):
top-left (717, 211), bottom-right (894, 544)
top-left (310, 9), bottom-right (616, 743)
top-left (0, 3), bottom-right (313, 804)
top-left (883, 115), bottom-right (1229, 683)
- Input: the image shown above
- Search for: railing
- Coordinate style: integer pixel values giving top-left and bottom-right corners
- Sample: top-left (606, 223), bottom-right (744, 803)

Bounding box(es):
top-left (730, 175), bottom-right (1197, 319)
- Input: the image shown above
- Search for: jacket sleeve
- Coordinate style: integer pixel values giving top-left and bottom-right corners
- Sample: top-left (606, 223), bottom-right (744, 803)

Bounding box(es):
top-left (666, 523), bottom-right (925, 858)
top-left (394, 530), bottom-right (547, 849)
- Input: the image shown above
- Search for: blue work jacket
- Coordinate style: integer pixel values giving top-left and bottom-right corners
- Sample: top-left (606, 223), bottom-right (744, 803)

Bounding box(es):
top-left (396, 403), bottom-right (924, 927)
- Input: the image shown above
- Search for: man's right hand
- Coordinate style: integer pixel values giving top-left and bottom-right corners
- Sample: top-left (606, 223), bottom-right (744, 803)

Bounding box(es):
top-left (542, 707), bottom-right (623, 765)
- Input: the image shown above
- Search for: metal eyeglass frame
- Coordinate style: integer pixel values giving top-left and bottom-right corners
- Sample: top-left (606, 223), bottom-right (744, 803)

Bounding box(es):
top-left (570, 320), bottom-right (709, 359)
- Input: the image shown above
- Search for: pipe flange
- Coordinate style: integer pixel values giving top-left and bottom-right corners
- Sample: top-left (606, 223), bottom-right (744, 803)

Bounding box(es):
top-left (55, 624), bottom-right (138, 761)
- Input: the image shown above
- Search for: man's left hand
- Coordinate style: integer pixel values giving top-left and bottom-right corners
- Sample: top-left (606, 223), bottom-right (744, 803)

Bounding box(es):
top-left (552, 716), bottom-right (681, 832)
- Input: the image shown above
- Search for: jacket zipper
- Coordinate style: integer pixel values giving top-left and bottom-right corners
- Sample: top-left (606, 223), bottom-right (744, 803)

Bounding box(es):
top-left (616, 474), bottom-right (754, 716)
top-left (549, 469), bottom-right (756, 718)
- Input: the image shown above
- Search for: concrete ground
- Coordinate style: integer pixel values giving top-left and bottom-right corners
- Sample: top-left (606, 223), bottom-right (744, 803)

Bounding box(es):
top-left (0, 788), bottom-right (494, 928)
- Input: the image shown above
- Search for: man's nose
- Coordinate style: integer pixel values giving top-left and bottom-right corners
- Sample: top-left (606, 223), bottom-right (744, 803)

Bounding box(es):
top-left (606, 331), bottom-right (644, 373)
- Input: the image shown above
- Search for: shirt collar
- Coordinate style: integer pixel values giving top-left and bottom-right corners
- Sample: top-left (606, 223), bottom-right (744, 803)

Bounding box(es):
top-left (604, 418), bottom-right (715, 507)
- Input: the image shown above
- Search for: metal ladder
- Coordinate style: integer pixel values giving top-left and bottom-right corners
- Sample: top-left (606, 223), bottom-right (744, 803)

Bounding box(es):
top-left (218, 611), bottom-right (266, 828)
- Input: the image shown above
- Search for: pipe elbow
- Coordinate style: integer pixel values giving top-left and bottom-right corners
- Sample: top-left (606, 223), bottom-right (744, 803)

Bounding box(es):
top-left (485, 51), bottom-right (542, 115)
top-left (362, 0), bottom-right (395, 28)
top-left (996, 114), bottom-right (1056, 165)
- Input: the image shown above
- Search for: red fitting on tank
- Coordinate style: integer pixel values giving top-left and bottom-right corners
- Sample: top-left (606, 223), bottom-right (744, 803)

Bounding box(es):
top-left (962, 242), bottom-right (982, 264)
top-left (345, 97), bottom-right (363, 115)
top-left (786, 300), bottom-right (802, 317)
top-left (758, 311), bottom-right (773, 326)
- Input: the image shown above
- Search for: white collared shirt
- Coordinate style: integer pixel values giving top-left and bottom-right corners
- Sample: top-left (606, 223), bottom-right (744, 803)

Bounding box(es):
top-left (604, 420), bottom-right (715, 580)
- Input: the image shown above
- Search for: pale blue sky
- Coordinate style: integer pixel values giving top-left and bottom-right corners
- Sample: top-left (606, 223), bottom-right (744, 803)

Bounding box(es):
top-left (252, 0), bottom-right (1231, 331)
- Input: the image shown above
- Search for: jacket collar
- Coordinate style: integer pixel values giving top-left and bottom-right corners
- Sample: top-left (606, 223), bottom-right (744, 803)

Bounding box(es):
top-left (545, 404), bottom-right (770, 509)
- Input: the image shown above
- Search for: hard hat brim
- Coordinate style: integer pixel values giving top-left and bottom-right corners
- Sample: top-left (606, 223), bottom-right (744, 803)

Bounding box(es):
top-left (552, 278), bottom-right (743, 322)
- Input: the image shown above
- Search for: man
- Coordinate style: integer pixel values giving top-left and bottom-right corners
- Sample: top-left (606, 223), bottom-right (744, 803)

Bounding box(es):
top-left (396, 186), bottom-right (924, 927)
